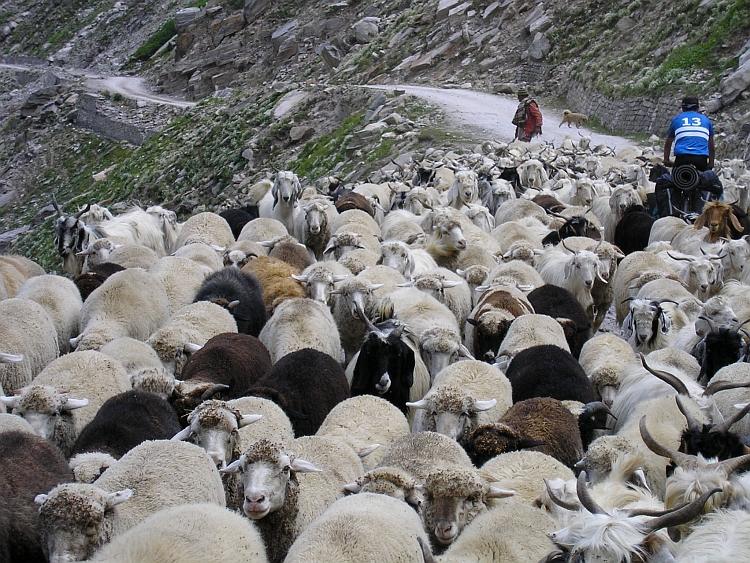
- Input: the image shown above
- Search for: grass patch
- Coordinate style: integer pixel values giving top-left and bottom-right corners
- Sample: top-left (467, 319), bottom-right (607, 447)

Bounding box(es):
top-left (126, 19), bottom-right (176, 66)
top-left (290, 112), bottom-right (365, 181)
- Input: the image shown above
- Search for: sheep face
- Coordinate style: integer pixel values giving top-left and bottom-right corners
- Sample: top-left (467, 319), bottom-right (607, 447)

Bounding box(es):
top-left (221, 440), bottom-right (321, 519)
top-left (348, 467), bottom-right (421, 509)
top-left (293, 270), bottom-right (348, 305)
top-left (378, 241), bottom-right (412, 278)
top-left (2, 385), bottom-right (88, 442)
top-left (324, 232), bottom-right (365, 260)
top-left (454, 170), bottom-right (478, 205)
top-left (718, 237), bottom-right (750, 279)
top-left (609, 186), bottom-right (641, 217)
top-left (302, 202), bottom-right (328, 236)
top-left (36, 483), bottom-right (132, 562)
top-left (419, 327), bottom-right (463, 380)
top-left (409, 386), bottom-right (496, 442)
top-left (437, 222), bottom-right (467, 251)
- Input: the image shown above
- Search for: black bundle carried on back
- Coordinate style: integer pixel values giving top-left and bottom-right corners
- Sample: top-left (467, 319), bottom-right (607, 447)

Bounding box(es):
top-left (653, 166), bottom-right (724, 220)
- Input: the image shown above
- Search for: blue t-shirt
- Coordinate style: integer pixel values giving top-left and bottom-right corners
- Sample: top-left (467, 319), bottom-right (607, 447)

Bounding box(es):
top-left (666, 110), bottom-right (713, 156)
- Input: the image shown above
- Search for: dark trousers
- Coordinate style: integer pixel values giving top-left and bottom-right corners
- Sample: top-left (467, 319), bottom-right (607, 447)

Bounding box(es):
top-left (674, 154), bottom-right (709, 172)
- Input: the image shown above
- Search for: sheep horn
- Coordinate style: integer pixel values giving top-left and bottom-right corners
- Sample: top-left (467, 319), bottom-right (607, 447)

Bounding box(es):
top-left (543, 479), bottom-right (579, 511)
top-left (417, 537), bottom-right (438, 563)
top-left (576, 471), bottom-right (608, 515)
top-left (201, 384), bottom-right (229, 401)
top-left (642, 488), bottom-right (722, 533)
top-left (638, 416), bottom-right (696, 470)
top-left (639, 353), bottom-right (690, 396)
top-left (51, 194), bottom-right (63, 217)
top-left (704, 379), bottom-right (750, 395)
top-left (667, 251), bottom-right (693, 262)
top-left (713, 402), bottom-right (750, 434)
top-left (675, 395), bottom-right (702, 433)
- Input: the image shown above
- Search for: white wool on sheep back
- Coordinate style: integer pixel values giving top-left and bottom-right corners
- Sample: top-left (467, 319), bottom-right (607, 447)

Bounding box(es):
top-left (612, 251), bottom-right (678, 324)
top-left (228, 396), bottom-right (295, 449)
top-left (0, 297), bottom-right (59, 393)
top-left (148, 256), bottom-right (209, 315)
top-left (37, 440), bottom-right (225, 562)
top-left (172, 211), bottom-right (234, 252)
top-left (579, 333), bottom-right (637, 407)
top-left (74, 269), bottom-right (171, 352)
top-left (258, 297), bottom-right (341, 364)
top-left (284, 493), bottom-right (430, 563)
top-left (18, 350), bottom-right (131, 456)
top-left (89, 503), bottom-right (267, 563)
top-left (673, 508), bottom-right (750, 563)
top-left (0, 254), bottom-right (45, 298)
top-left (238, 217), bottom-right (289, 243)
top-left (316, 395), bottom-right (410, 471)
top-left (16, 274), bottom-right (83, 355)
top-left (496, 314), bottom-right (570, 360)
top-left (0, 412), bottom-right (35, 434)
top-left (107, 244), bottom-right (159, 270)
top-left (171, 242), bottom-right (224, 273)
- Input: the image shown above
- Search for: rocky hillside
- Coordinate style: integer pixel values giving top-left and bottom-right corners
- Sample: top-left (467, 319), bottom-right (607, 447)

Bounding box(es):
top-left (1, 0), bottom-right (749, 269)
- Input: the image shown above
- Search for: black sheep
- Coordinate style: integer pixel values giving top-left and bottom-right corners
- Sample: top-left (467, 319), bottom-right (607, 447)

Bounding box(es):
top-left (676, 395), bottom-right (750, 462)
top-left (70, 390), bottom-right (182, 459)
top-left (172, 332), bottom-right (272, 423)
top-left (219, 207), bottom-right (258, 240)
top-left (350, 319), bottom-right (417, 415)
top-left (694, 327), bottom-right (747, 385)
top-left (614, 204), bottom-right (657, 255)
top-left (244, 348), bottom-right (350, 437)
top-left (0, 431), bottom-right (74, 563)
top-left (527, 285), bottom-right (592, 359)
top-left (335, 192), bottom-right (374, 217)
top-left (505, 344), bottom-right (596, 405)
top-left (542, 215), bottom-right (593, 246)
top-left (73, 262), bottom-right (126, 301)
top-left (194, 267), bottom-right (267, 336)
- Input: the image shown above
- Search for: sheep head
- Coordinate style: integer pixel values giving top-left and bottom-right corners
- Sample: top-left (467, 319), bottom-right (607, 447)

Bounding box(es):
top-left (2, 385), bottom-right (88, 442)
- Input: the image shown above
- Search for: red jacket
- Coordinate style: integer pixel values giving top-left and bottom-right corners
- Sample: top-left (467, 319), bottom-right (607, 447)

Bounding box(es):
top-left (523, 100), bottom-right (543, 139)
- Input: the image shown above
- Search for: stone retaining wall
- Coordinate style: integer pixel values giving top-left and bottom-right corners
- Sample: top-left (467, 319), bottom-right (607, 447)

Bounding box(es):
top-left (74, 93), bottom-right (155, 146)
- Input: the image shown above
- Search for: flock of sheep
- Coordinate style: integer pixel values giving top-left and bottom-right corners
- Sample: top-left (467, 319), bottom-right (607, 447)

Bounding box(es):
top-left (2, 132), bottom-right (750, 563)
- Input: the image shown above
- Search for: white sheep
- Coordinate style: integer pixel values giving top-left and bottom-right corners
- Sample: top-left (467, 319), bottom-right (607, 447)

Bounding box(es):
top-left (292, 261), bottom-right (350, 305)
top-left (0, 298), bottom-right (60, 393)
top-left (172, 211), bottom-right (235, 251)
top-left (578, 333), bottom-right (637, 407)
top-left (517, 158), bottom-right (549, 190)
top-left (495, 314), bottom-right (571, 365)
top-left (672, 295), bottom-right (739, 354)
top-left (294, 196), bottom-right (337, 260)
top-left (72, 269), bottom-right (171, 352)
top-left (378, 287), bottom-right (469, 381)
top-left (316, 394), bottom-right (410, 471)
top-left (284, 493), bottom-right (431, 563)
top-left (0, 254), bottom-right (45, 298)
top-left (88, 503), bottom-right (267, 563)
top-left (355, 264), bottom-right (408, 297)
top-left (381, 209), bottom-right (425, 243)
top-left (703, 363), bottom-right (750, 439)
top-left (258, 171), bottom-right (303, 234)
top-left (238, 217), bottom-right (289, 242)
top-left (337, 247), bottom-right (380, 275)
top-left (148, 255), bottom-right (209, 315)
top-left (400, 267), bottom-right (472, 336)
top-left (377, 240), bottom-right (439, 280)
top-left (330, 276), bottom-right (384, 364)
top-left (68, 451), bottom-right (118, 484)
top-left (36, 439), bottom-right (225, 562)
top-left (408, 360), bottom-right (512, 442)
top-left (591, 184), bottom-right (642, 242)
top-left (100, 337), bottom-right (175, 399)
top-left (223, 240), bottom-right (267, 268)
top-left (478, 260), bottom-right (545, 294)
top-left (106, 243), bottom-right (159, 270)
top-left (621, 298), bottom-right (690, 353)
top-left (147, 300), bottom-right (238, 376)
top-left (657, 249), bottom-right (724, 298)
top-left (494, 198), bottom-right (550, 227)
top-left (612, 251), bottom-right (679, 324)
top-left (228, 395), bottom-right (295, 449)
top-left (648, 216), bottom-right (691, 245)
top-left (0, 411), bottom-right (35, 434)
top-left (258, 297), bottom-right (342, 363)
top-left (171, 242), bottom-right (224, 272)
top-left (3, 350), bottom-right (131, 456)
top-left (535, 245), bottom-right (602, 313)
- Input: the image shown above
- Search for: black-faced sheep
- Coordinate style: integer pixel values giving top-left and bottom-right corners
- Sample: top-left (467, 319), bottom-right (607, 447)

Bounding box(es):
top-left (193, 267), bottom-right (267, 337)
top-left (70, 390), bottom-right (182, 460)
top-left (172, 332), bottom-right (272, 423)
top-left (36, 440), bottom-right (225, 562)
top-left (88, 503), bottom-right (268, 563)
top-left (505, 344), bottom-right (597, 405)
top-left (245, 348), bottom-right (350, 437)
top-left (0, 431), bottom-right (73, 563)
top-left (463, 397), bottom-right (584, 468)
top-left (0, 297), bottom-right (59, 394)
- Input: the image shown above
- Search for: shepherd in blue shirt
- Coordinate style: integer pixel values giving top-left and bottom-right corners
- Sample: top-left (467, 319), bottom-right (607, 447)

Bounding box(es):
top-left (663, 95), bottom-right (715, 171)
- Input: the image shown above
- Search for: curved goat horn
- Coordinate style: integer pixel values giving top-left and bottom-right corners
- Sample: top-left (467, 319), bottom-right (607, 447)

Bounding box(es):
top-left (52, 194), bottom-right (63, 217)
top-left (201, 384), bottom-right (229, 401)
top-left (639, 416), bottom-right (696, 470)
top-left (560, 238), bottom-right (575, 254)
top-left (579, 401), bottom-right (615, 421)
top-left (704, 379), bottom-right (750, 395)
top-left (544, 479), bottom-right (579, 512)
top-left (643, 488), bottom-right (722, 533)
top-left (675, 395), bottom-right (702, 433)
top-left (639, 353), bottom-right (690, 396)
top-left (714, 402), bottom-right (750, 434)
top-left (713, 453), bottom-right (750, 477)
top-left (667, 251), bottom-right (693, 262)
top-left (576, 471), bottom-right (608, 515)
top-left (355, 301), bottom-right (381, 335)
top-left (74, 203), bottom-right (91, 220)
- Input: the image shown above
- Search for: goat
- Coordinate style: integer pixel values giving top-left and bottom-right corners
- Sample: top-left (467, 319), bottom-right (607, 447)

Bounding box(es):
top-left (694, 201), bottom-right (748, 243)
top-left (258, 170), bottom-right (303, 234)
top-left (621, 298), bottom-right (687, 353)
top-left (535, 243), bottom-right (602, 313)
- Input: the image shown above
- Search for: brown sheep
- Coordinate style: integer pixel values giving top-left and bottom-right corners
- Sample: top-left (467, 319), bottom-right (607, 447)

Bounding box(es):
top-left (241, 255), bottom-right (305, 313)
top-left (694, 201), bottom-right (746, 243)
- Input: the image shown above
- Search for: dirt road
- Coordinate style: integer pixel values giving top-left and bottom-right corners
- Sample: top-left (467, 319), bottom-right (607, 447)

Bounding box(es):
top-left (366, 84), bottom-right (636, 151)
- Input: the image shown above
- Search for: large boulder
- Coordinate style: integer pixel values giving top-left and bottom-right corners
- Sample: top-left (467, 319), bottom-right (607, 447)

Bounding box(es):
top-left (244, 0), bottom-right (271, 23)
top-left (721, 59), bottom-right (750, 105)
top-left (175, 7), bottom-right (202, 33)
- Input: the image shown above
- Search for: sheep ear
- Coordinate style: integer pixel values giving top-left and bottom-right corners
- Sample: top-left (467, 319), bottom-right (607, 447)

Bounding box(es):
top-left (344, 481), bottom-right (362, 493)
top-left (62, 397), bottom-right (89, 410)
top-left (184, 342), bottom-right (202, 354)
top-left (564, 258), bottom-right (573, 280)
top-left (70, 335), bottom-right (82, 349)
top-left (405, 399), bottom-right (429, 410)
top-left (693, 211), bottom-right (707, 230)
top-left (171, 427), bottom-right (193, 441)
top-left (473, 399), bottom-right (497, 412)
top-left (290, 459), bottom-right (323, 473)
top-left (221, 459), bottom-right (244, 474)
top-left (106, 489), bottom-right (133, 510)
top-left (239, 414), bottom-right (262, 427)
top-left (34, 493), bottom-right (48, 506)
top-left (0, 396), bottom-right (18, 408)
top-left (486, 485), bottom-right (515, 499)
top-left (323, 240), bottom-right (337, 254)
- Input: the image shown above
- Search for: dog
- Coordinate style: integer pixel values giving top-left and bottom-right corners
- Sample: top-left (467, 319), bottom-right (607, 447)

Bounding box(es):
top-left (559, 109), bottom-right (588, 128)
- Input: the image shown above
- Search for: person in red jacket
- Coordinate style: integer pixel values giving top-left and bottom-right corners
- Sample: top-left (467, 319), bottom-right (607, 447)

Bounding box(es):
top-left (512, 87), bottom-right (543, 142)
